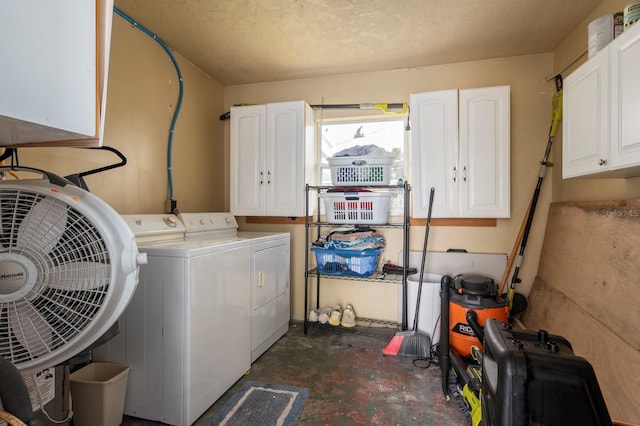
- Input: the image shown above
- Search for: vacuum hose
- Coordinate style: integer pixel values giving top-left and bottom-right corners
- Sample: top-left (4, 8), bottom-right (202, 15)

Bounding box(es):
top-left (439, 275), bottom-right (453, 399)
top-left (465, 310), bottom-right (484, 343)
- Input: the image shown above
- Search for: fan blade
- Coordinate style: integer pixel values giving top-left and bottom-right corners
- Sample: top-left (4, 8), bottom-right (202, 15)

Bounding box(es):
top-left (17, 197), bottom-right (68, 253)
top-left (46, 261), bottom-right (111, 291)
top-left (9, 303), bottom-right (53, 359)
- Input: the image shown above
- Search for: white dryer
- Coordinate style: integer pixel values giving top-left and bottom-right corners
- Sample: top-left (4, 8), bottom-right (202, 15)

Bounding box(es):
top-left (179, 213), bottom-right (291, 363)
top-left (94, 212), bottom-right (289, 426)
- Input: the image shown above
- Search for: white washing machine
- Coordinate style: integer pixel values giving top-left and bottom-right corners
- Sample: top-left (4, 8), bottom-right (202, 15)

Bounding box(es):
top-left (94, 212), bottom-right (290, 426)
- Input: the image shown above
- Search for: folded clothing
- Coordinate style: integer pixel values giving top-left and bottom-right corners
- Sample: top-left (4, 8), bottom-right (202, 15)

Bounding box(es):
top-left (333, 144), bottom-right (394, 158)
top-left (314, 227), bottom-right (385, 251)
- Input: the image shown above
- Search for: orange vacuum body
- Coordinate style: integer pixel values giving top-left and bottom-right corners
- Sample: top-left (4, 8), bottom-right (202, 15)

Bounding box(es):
top-left (449, 274), bottom-right (508, 357)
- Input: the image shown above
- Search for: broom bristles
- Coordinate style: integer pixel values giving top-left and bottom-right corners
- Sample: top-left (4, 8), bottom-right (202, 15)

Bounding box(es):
top-left (382, 335), bottom-right (404, 356)
top-left (383, 331), bottom-right (431, 358)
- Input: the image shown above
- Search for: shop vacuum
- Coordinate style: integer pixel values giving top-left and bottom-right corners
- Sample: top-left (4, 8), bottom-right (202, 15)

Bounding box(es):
top-left (448, 274), bottom-right (509, 357)
top-left (439, 275), bottom-right (613, 426)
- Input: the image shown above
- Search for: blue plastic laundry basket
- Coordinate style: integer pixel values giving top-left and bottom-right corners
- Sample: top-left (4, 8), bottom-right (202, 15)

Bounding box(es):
top-left (311, 247), bottom-right (383, 277)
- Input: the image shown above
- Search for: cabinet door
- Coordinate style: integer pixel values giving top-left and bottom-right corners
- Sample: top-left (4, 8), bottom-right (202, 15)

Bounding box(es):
top-left (410, 90), bottom-right (459, 218)
top-left (459, 86), bottom-right (511, 218)
top-left (230, 105), bottom-right (267, 215)
top-left (266, 101), bottom-right (306, 216)
top-left (610, 23), bottom-right (640, 171)
top-left (0, 0), bottom-right (113, 146)
top-left (562, 50), bottom-right (610, 178)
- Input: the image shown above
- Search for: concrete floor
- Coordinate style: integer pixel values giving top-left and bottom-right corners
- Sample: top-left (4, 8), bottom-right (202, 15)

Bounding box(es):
top-left (122, 321), bottom-right (468, 425)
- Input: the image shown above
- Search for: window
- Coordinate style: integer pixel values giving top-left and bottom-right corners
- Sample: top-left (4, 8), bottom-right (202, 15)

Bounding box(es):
top-left (318, 118), bottom-right (408, 215)
top-left (318, 119), bottom-right (407, 186)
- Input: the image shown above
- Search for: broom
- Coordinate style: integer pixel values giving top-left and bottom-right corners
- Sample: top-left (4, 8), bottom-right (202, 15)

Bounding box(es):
top-left (383, 187), bottom-right (435, 358)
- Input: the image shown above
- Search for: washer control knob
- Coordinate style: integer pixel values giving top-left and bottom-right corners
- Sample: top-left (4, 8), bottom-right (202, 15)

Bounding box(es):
top-left (163, 216), bottom-right (178, 227)
top-left (200, 219), bottom-right (206, 225)
top-left (225, 216), bottom-right (233, 224)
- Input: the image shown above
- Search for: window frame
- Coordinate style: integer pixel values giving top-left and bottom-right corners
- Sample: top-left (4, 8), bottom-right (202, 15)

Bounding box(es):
top-left (316, 115), bottom-right (409, 217)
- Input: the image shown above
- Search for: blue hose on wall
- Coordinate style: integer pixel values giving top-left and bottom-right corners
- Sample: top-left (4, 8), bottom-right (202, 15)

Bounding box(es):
top-left (113, 6), bottom-right (184, 214)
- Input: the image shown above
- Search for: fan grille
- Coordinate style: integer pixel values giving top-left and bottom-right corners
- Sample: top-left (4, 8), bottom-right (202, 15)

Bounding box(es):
top-left (0, 188), bottom-right (111, 368)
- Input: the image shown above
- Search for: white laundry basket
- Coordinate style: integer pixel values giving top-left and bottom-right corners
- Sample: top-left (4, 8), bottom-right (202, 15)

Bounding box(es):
top-left (328, 156), bottom-right (394, 186)
top-left (321, 191), bottom-right (393, 224)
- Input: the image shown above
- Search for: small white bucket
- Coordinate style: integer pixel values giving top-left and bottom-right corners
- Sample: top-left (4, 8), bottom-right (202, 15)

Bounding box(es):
top-left (398, 273), bottom-right (443, 344)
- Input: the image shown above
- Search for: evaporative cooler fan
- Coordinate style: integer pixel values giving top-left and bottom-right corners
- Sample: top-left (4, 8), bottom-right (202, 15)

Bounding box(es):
top-left (0, 167), bottom-right (145, 375)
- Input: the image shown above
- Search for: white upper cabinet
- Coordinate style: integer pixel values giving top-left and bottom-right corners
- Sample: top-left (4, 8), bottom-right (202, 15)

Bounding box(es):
top-left (563, 22), bottom-right (640, 178)
top-left (410, 89), bottom-right (460, 218)
top-left (610, 23), bottom-right (640, 171)
top-left (230, 101), bottom-right (315, 217)
top-left (0, 0), bottom-right (113, 147)
top-left (562, 49), bottom-right (610, 177)
top-left (411, 86), bottom-right (511, 218)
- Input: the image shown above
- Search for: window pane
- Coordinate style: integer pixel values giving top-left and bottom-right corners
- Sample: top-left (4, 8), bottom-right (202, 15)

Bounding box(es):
top-left (319, 119), bottom-right (406, 186)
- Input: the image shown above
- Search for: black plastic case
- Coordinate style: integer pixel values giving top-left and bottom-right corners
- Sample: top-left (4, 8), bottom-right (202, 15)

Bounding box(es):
top-left (481, 319), bottom-right (612, 426)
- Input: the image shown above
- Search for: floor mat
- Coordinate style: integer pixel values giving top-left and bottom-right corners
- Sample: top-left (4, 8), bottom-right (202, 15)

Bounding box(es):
top-left (208, 381), bottom-right (309, 426)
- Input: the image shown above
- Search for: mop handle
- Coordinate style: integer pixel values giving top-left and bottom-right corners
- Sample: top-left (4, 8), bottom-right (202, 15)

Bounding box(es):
top-left (413, 187), bottom-right (435, 330)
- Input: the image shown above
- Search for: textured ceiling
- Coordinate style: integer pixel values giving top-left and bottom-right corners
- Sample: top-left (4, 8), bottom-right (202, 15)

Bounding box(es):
top-left (113, 0), bottom-right (603, 85)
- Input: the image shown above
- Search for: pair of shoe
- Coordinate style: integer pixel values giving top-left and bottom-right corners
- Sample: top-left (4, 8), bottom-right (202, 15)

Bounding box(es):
top-left (328, 304), bottom-right (342, 326)
top-left (308, 306), bottom-right (333, 324)
top-left (308, 304), bottom-right (356, 327)
top-left (308, 309), bottom-right (320, 322)
top-left (341, 304), bottom-right (356, 328)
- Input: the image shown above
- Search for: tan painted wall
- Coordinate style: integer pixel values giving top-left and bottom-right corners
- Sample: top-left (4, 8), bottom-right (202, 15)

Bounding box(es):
top-left (225, 54), bottom-right (556, 321)
top-left (12, 2), bottom-right (628, 325)
top-left (552, 0), bottom-right (640, 203)
top-left (18, 14), bottom-right (227, 214)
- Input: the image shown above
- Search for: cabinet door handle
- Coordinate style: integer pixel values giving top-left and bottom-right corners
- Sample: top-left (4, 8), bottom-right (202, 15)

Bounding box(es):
top-left (463, 166), bottom-right (467, 182)
top-left (260, 171), bottom-right (264, 185)
top-left (453, 166), bottom-right (457, 182)
top-left (598, 159), bottom-right (607, 166)
top-left (267, 171), bottom-right (271, 184)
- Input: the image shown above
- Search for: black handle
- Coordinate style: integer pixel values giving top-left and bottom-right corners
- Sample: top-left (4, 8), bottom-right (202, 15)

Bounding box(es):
top-left (0, 166), bottom-right (71, 187)
top-left (439, 274), bottom-right (453, 399)
top-left (74, 146), bottom-right (127, 178)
